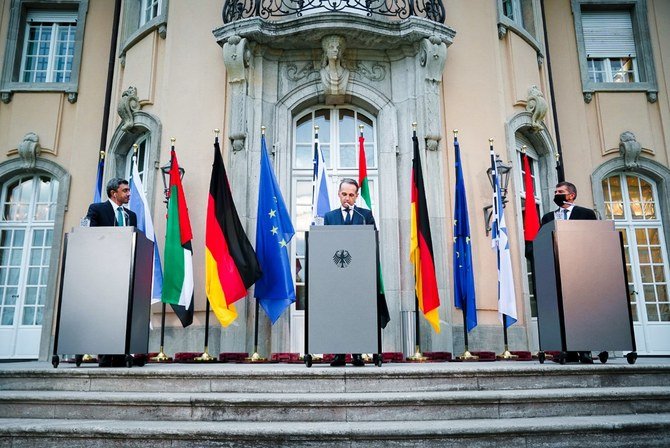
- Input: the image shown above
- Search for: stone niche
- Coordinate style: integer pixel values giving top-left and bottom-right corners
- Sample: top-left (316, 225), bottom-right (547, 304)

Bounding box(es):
top-left (212, 13), bottom-right (456, 355)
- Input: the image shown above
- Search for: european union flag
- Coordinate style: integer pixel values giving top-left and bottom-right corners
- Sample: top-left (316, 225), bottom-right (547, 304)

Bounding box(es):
top-left (255, 132), bottom-right (296, 323)
top-left (453, 136), bottom-right (477, 332)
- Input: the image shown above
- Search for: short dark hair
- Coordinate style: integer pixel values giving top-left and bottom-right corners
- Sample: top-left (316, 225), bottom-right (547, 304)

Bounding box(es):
top-left (106, 178), bottom-right (129, 198)
top-left (556, 181), bottom-right (577, 198)
top-left (338, 178), bottom-right (359, 193)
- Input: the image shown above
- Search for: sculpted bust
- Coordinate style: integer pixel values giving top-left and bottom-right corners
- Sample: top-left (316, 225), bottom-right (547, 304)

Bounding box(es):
top-left (320, 35), bottom-right (349, 98)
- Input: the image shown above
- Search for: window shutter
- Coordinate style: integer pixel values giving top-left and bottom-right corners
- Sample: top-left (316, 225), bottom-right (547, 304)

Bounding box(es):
top-left (26, 10), bottom-right (77, 23)
top-left (582, 10), bottom-right (636, 58)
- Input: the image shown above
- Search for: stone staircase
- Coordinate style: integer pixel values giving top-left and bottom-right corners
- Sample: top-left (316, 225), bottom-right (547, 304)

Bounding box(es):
top-left (1, 360), bottom-right (670, 447)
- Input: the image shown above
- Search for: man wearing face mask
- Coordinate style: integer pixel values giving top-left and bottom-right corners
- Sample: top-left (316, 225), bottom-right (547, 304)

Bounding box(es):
top-left (540, 181), bottom-right (597, 364)
top-left (324, 178), bottom-right (376, 367)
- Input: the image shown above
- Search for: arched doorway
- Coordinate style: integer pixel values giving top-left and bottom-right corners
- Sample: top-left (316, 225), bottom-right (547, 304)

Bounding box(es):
top-left (289, 105), bottom-right (379, 353)
top-left (602, 172), bottom-right (670, 354)
top-left (0, 174), bottom-right (59, 358)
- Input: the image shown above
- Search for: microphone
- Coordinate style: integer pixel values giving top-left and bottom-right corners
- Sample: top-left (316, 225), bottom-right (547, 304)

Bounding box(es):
top-left (352, 207), bottom-right (367, 225)
top-left (122, 208), bottom-right (129, 227)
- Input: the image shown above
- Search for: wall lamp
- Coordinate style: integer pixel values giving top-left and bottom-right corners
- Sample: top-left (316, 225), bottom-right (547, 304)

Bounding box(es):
top-left (483, 154), bottom-right (512, 236)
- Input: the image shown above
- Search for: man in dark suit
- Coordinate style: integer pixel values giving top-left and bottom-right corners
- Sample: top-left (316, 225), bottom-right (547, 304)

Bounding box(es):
top-left (85, 177), bottom-right (137, 367)
top-left (324, 178), bottom-right (375, 367)
top-left (86, 178), bottom-right (137, 227)
top-left (540, 181), bottom-right (597, 364)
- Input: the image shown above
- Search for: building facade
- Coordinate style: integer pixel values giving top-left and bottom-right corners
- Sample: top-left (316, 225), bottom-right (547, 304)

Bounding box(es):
top-left (0, 0), bottom-right (667, 361)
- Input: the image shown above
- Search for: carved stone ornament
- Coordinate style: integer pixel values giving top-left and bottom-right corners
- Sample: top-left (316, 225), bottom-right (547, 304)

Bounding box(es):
top-left (419, 37), bottom-right (447, 82)
top-left (18, 132), bottom-right (42, 169)
top-left (0, 92), bottom-right (12, 104)
top-left (223, 36), bottom-right (251, 83)
top-left (286, 61), bottom-right (318, 82)
top-left (583, 92), bottom-right (593, 103)
top-left (351, 61), bottom-right (387, 82)
top-left (526, 85), bottom-right (548, 132)
top-left (425, 134), bottom-right (441, 152)
top-left (229, 132), bottom-right (246, 152)
top-left (117, 86), bottom-right (141, 132)
top-left (498, 24), bottom-right (508, 39)
top-left (647, 91), bottom-right (658, 103)
top-left (619, 131), bottom-right (642, 170)
top-left (320, 35), bottom-right (350, 98)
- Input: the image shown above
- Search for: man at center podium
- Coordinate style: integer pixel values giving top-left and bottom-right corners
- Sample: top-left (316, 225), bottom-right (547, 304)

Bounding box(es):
top-left (324, 178), bottom-right (376, 367)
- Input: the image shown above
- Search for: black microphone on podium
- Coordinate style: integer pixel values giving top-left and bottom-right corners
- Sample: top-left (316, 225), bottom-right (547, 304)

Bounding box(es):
top-left (352, 207), bottom-right (367, 225)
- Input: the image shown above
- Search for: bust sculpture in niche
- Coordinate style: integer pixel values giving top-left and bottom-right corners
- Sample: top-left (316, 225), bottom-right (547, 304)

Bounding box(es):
top-left (320, 35), bottom-right (349, 101)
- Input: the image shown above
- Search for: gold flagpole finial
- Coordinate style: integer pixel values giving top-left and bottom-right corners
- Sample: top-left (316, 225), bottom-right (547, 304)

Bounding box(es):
top-left (555, 152), bottom-right (560, 162)
top-left (100, 150), bottom-right (105, 160)
top-left (521, 145), bottom-right (527, 154)
top-left (452, 129), bottom-right (459, 136)
top-left (132, 143), bottom-right (139, 155)
top-left (489, 138), bottom-right (494, 144)
top-left (314, 125), bottom-right (319, 132)
top-left (411, 122), bottom-right (417, 131)
top-left (359, 124), bottom-right (364, 133)
top-left (170, 137), bottom-right (176, 144)
top-left (261, 126), bottom-right (266, 135)
top-left (214, 129), bottom-right (220, 135)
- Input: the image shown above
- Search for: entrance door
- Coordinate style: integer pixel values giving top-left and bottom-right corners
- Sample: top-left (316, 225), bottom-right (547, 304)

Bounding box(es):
top-left (289, 106), bottom-right (379, 353)
top-left (0, 175), bottom-right (58, 359)
top-left (602, 173), bottom-right (670, 354)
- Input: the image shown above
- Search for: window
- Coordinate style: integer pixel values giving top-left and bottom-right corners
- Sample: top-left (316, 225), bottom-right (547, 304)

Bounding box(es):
top-left (582, 11), bottom-right (638, 83)
top-left (19, 11), bottom-right (77, 84)
top-left (572, 0), bottom-right (658, 102)
top-left (502, 0), bottom-right (536, 37)
top-left (0, 0), bottom-right (89, 103)
top-left (124, 134), bottom-right (149, 190)
top-left (602, 174), bottom-right (669, 325)
top-left (140, 0), bottom-right (162, 26)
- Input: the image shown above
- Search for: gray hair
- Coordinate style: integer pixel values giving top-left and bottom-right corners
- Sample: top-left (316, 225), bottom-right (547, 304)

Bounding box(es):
top-left (106, 177), bottom-right (129, 198)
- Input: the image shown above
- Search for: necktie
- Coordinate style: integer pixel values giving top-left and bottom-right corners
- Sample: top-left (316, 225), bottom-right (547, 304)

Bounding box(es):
top-left (116, 207), bottom-right (124, 226)
top-left (562, 209), bottom-right (569, 220)
top-left (344, 209), bottom-right (352, 225)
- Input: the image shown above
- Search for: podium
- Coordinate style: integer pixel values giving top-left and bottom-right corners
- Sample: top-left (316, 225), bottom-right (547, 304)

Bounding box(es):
top-left (304, 226), bottom-right (382, 367)
top-left (52, 227), bottom-right (153, 368)
top-left (533, 220), bottom-right (636, 363)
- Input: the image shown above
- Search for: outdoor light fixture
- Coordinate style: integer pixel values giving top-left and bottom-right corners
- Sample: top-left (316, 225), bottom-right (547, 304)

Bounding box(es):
top-left (483, 154), bottom-right (513, 236)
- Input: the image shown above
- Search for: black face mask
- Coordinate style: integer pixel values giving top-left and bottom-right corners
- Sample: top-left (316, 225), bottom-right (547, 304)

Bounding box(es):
top-left (553, 194), bottom-right (568, 207)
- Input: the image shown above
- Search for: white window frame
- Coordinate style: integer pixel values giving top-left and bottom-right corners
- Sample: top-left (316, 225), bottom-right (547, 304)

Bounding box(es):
top-left (140, 0), bottom-right (162, 26)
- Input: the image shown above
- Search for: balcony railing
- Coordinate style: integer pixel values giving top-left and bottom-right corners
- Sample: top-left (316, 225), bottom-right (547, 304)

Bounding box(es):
top-left (222, 0), bottom-right (445, 24)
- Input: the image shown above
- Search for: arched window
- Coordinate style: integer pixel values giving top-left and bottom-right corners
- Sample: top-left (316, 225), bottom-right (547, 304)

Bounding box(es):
top-left (123, 133), bottom-right (149, 191)
top-left (602, 173), bottom-right (670, 353)
top-left (290, 106), bottom-right (378, 352)
top-left (0, 174), bottom-right (58, 358)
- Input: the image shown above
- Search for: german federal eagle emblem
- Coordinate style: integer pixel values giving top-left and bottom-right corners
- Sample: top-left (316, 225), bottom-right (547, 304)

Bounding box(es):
top-left (333, 250), bottom-right (352, 268)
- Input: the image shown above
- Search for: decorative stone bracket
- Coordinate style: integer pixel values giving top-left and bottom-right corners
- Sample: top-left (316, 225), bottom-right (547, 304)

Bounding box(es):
top-left (619, 131), bottom-right (642, 170)
top-left (223, 36), bottom-right (251, 83)
top-left (526, 85), bottom-right (547, 132)
top-left (18, 132), bottom-right (42, 169)
top-left (117, 86), bottom-right (141, 132)
top-left (419, 37), bottom-right (447, 151)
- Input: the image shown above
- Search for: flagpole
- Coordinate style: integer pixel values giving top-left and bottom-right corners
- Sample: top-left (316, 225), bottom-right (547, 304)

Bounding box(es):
top-left (246, 126), bottom-right (267, 363)
top-left (408, 122), bottom-right (427, 362)
top-left (195, 130), bottom-right (221, 363)
top-left (151, 139), bottom-right (175, 363)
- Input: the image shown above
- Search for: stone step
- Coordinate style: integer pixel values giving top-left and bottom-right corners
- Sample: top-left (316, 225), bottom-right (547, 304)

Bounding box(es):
top-left (1, 387), bottom-right (668, 422)
top-left (2, 362), bottom-right (669, 393)
top-left (1, 414), bottom-right (669, 447)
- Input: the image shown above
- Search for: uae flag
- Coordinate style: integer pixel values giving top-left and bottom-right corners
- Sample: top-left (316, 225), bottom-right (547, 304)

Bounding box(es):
top-left (161, 147), bottom-right (194, 327)
top-left (410, 131), bottom-right (441, 333)
top-left (205, 137), bottom-right (262, 327)
top-left (522, 150), bottom-right (541, 245)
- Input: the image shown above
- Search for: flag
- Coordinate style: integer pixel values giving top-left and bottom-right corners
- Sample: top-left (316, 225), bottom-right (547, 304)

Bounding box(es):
top-left (410, 131), bottom-right (441, 333)
top-left (358, 129), bottom-right (372, 209)
top-left (128, 157), bottom-right (163, 304)
top-left (490, 145), bottom-right (517, 328)
top-left (522, 151), bottom-right (541, 243)
top-left (161, 147), bottom-right (194, 327)
top-left (312, 127), bottom-right (332, 225)
top-left (255, 132), bottom-right (296, 323)
top-left (205, 136), bottom-right (262, 327)
top-left (93, 152), bottom-right (104, 203)
top-left (359, 127), bottom-right (389, 329)
top-left (452, 136), bottom-right (477, 332)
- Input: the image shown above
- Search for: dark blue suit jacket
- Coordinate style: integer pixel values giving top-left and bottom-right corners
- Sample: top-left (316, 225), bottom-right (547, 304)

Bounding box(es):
top-left (324, 206), bottom-right (376, 228)
top-left (86, 200), bottom-right (137, 227)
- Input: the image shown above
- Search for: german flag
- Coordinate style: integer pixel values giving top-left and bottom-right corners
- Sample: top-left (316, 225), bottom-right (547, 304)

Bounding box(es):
top-left (205, 137), bottom-right (262, 327)
top-left (410, 131), bottom-right (441, 333)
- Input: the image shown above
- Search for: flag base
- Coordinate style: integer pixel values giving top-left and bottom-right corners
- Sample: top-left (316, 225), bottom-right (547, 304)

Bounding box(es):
top-left (406, 348), bottom-right (428, 362)
top-left (81, 354), bottom-right (96, 363)
top-left (245, 351), bottom-right (267, 362)
top-left (150, 347), bottom-right (172, 363)
top-left (194, 347), bottom-right (216, 362)
top-left (456, 350), bottom-right (480, 361)
top-left (496, 349), bottom-right (519, 360)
